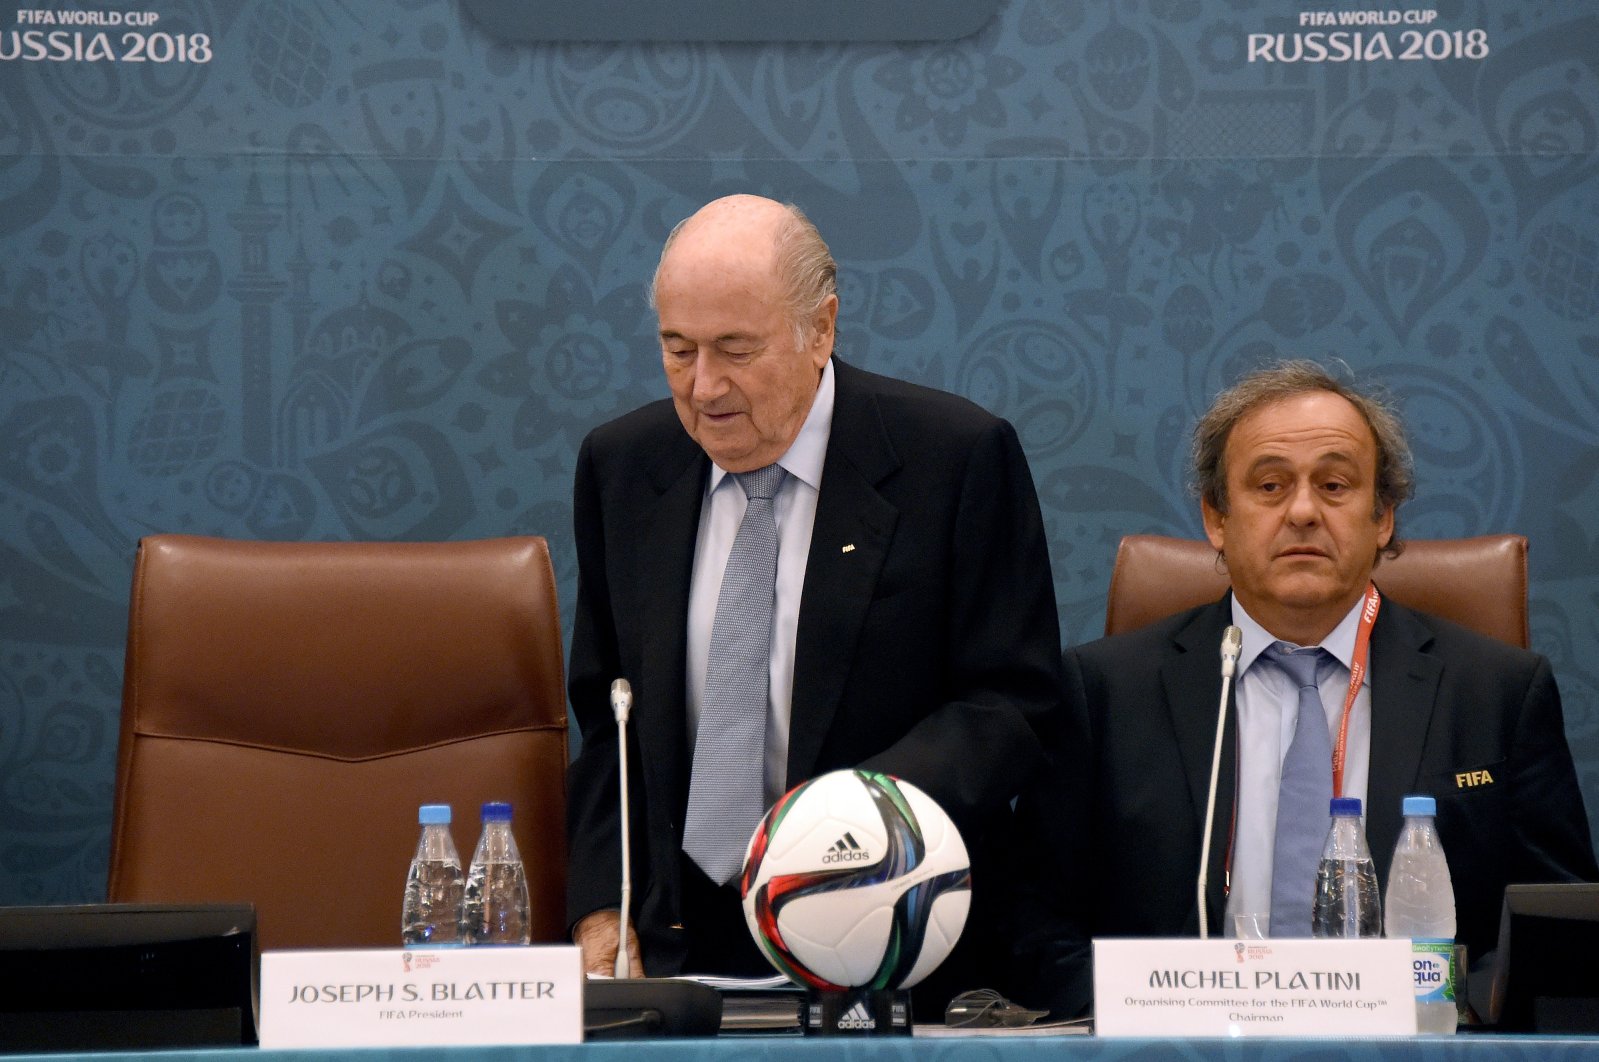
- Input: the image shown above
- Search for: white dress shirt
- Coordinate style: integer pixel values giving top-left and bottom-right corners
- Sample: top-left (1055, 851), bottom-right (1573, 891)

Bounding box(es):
top-left (1223, 595), bottom-right (1373, 935)
top-left (685, 359), bottom-right (835, 804)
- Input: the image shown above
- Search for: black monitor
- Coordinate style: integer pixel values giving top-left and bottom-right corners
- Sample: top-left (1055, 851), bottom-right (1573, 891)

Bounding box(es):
top-left (1480, 882), bottom-right (1599, 1033)
top-left (0, 903), bottom-right (258, 1052)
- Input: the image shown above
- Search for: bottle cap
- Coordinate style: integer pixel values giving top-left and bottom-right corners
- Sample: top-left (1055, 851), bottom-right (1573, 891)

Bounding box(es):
top-left (418, 804), bottom-right (451, 825)
top-left (1329, 796), bottom-right (1362, 816)
top-left (481, 801), bottom-right (513, 822)
top-left (1402, 794), bottom-right (1437, 817)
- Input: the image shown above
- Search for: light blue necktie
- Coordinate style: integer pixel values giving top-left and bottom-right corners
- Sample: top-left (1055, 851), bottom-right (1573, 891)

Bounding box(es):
top-left (1266, 643), bottom-right (1333, 937)
top-left (682, 464), bottom-right (785, 884)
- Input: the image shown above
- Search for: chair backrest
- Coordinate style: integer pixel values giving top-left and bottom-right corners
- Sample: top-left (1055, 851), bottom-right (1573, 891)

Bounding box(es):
top-left (1105, 533), bottom-right (1529, 649)
top-left (107, 534), bottom-right (569, 951)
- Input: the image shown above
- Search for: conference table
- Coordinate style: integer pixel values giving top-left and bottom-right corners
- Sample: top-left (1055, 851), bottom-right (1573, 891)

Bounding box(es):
top-left (9, 1035), bottom-right (1599, 1062)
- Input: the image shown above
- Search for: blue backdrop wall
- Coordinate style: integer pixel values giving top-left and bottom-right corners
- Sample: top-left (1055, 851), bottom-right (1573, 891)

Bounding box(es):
top-left (2, 0), bottom-right (1597, 904)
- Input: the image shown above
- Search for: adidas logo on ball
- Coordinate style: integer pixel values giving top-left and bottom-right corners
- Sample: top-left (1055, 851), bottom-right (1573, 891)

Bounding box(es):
top-left (836, 1001), bottom-right (876, 1030)
top-left (821, 831), bottom-right (872, 863)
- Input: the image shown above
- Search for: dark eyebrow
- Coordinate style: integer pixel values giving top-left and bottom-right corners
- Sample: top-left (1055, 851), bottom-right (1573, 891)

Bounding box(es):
top-left (1313, 450), bottom-right (1361, 471)
top-left (1243, 454), bottom-right (1290, 478)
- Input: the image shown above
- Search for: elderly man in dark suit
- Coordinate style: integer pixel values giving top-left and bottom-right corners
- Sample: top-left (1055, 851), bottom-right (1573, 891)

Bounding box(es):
top-left (565, 194), bottom-right (1061, 999)
top-left (1011, 360), bottom-right (1596, 1019)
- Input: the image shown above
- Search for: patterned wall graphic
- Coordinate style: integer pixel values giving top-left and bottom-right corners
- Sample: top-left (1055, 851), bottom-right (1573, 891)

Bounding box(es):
top-left (1, 0), bottom-right (1596, 904)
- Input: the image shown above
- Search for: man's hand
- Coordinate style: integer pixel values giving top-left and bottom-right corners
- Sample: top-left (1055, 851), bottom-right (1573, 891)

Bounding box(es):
top-left (573, 908), bottom-right (646, 978)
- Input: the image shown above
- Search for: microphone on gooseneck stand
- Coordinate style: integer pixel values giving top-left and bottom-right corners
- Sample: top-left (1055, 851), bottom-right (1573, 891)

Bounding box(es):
top-left (611, 678), bottom-right (634, 979)
top-left (1197, 626), bottom-right (1243, 940)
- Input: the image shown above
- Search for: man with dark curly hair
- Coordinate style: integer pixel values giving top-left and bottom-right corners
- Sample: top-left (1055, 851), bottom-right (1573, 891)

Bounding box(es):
top-left (1010, 360), bottom-right (1595, 1021)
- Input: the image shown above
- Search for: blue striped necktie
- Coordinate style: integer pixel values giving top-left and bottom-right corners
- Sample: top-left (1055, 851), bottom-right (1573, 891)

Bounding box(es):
top-left (682, 464), bottom-right (786, 884)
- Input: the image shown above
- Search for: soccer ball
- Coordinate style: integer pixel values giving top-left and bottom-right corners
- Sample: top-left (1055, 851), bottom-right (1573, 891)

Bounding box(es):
top-left (739, 769), bottom-right (971, 992)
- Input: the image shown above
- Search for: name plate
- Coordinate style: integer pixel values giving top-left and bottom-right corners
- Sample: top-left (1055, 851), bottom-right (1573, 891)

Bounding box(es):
top-left (259, 946), bottom-right (582, 1047)
top-left (1093, 938), bottom-right (1416, 1037)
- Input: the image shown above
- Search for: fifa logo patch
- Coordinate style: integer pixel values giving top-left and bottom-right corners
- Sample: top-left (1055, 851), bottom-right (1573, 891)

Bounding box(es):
top-left (1455, 768), bottom-right (1494, 789)
top-left (822, 831), bottom-right (871, 863)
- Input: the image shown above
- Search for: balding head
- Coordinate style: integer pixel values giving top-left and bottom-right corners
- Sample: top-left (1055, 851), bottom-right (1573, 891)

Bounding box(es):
top-left (652, 195), bottom-right (839, 472)
top-left (653, 195), bottom-right (836, 348)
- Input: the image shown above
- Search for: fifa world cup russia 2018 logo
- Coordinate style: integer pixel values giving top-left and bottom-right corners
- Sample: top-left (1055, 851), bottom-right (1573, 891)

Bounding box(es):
top-left (402, 952), bottom-right (441, 973)
top-left (1235, 944), bottom-right (1246, 964)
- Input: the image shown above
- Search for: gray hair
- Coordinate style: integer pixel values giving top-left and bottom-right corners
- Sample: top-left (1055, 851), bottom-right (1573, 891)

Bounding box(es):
top-left (650, 201), bottom-right (837, 348)
top-left (1191, 359), bottom-right (1415, 557)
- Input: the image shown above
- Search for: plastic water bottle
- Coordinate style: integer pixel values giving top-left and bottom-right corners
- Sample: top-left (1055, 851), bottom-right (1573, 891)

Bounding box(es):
top-left (1312, 797), bottom-right (1382, 938)
top-left (1384, 795), bottom-right (1458, 1034)
top-left (460, 801), bottom-right (531, 945)
top-left (401, 804), bottom-right (465, 946)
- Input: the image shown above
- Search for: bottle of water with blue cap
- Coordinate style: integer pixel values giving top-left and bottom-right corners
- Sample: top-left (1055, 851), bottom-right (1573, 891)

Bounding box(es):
top-left (401, 804), bottom-right (464, 946)
top-left (1384, 794), bottom-right (1457, 1034)
top-left (1311, 797), bottom-right (1382, 938)
top-left (460, 802), bottom-right (531, 945)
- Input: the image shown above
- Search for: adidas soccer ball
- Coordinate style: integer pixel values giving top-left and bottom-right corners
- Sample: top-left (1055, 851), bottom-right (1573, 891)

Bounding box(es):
top-left (739, 769), bottom-right (971, 991)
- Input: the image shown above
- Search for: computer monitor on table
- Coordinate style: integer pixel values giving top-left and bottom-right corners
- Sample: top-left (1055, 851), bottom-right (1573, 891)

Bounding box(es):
top-left (1481, 883), bottom-right (1599, 1033)
top-left (0, 903), bottom-right (258, 1051)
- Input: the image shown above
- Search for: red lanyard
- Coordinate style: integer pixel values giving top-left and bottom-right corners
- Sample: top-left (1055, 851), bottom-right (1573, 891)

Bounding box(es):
top-left (1334, 583), bottom-right (1381, 797)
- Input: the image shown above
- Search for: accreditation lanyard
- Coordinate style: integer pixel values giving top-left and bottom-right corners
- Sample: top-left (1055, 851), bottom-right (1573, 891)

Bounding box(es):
top-left (1223, 582), bottom-right (1381, 892)
top-left (1333, 582), bottom-right (1382, 798)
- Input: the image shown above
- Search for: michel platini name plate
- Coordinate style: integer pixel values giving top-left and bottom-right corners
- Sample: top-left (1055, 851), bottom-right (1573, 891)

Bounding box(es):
top-left (259, 946), bottom-right (582, 1047)
top-left (1093, 938), bottom-right (1417, 1037)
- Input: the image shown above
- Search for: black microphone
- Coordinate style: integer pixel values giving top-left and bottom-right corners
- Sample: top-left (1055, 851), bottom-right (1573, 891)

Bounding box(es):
top-left (1197, 626), bottom-right (1243, 939)
top-left (611, 678), bottom-right (634, 978)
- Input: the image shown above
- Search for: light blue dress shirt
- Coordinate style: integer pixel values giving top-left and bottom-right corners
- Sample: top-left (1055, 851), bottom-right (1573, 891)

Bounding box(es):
top-left (1223, 594), bottom-right (1373, 935)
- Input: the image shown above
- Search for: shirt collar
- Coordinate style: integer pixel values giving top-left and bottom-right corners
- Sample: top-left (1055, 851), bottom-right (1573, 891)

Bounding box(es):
top-left (706, 358), bottom-right (835, 493)
top-left (1231, 592), bottom-right (1367, 677)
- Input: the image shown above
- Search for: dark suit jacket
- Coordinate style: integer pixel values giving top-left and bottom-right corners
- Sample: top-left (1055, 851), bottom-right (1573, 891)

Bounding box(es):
top-left (565, 358), bottom-right (1062, 986)
top-left (1009, 594), bottom-right (1597, 1018)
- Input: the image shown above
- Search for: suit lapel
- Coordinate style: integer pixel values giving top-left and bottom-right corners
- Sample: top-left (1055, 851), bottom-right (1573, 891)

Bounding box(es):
top-left (787, 361), bottom-right (900, 784)
top-left (1364, 601), bottom-right (1442, 882)
top-left (1161, 599), bottom-right (1239, 931)
top-left (632, 432), bottom-right (708, 818)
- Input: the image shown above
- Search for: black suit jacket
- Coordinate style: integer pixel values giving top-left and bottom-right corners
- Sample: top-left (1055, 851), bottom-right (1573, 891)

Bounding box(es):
top-left (566, 358), bottom-right (1062, 983)
top-left (1010, 594), bottom-right (1597, 1018)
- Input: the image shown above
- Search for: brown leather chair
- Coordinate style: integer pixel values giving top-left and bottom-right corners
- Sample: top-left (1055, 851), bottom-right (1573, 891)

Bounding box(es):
top-left (1105, 533), bottom-right (1529, 649)
top-left (107, 534), bottom-right (568, 951)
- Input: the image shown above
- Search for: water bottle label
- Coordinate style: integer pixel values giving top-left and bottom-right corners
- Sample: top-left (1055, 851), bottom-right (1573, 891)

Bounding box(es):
top-left (1409, 938), bottom-right (1454, 1004)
